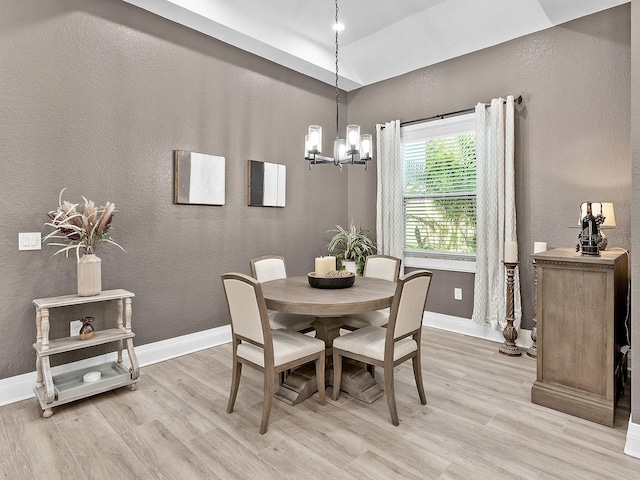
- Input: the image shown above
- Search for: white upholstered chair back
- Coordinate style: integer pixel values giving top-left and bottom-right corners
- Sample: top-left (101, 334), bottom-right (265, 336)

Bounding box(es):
top-left (222, 273), bottom-right (268, 345)
top-left (250, 256), bottom-right (287, 283)
top-left (364, 255), bottom-right (401, 282)
top-left (389, 271), bottom-right (432, 340)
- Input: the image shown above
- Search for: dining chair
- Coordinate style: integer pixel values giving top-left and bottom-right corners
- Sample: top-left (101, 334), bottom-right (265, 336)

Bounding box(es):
top-left (222, 273), bottom-right (326, 434)
top-left (332, 270), bottom-right (432, 426)
top-left (250, 255), bottom-right (314, 333)
top-left (341, 254), bottom-right (402, 330)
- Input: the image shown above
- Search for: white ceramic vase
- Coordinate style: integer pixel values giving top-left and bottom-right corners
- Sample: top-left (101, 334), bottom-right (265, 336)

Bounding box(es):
top-left (77, 254), bottom-right (102, 297)
top-left (342, 260), bottom-right (357, 275)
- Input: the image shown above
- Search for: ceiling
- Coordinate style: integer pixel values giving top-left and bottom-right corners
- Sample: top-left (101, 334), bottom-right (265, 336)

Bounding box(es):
top-left (122, 0), bottom-right (628, 92)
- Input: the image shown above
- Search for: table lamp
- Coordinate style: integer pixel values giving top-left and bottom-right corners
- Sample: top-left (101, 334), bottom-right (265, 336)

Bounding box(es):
top-left (576, 202), bottom-right (615, 256)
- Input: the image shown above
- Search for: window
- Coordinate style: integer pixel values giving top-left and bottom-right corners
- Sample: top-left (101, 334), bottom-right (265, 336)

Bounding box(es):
top-left (401, 113), bottom-right (476, 258)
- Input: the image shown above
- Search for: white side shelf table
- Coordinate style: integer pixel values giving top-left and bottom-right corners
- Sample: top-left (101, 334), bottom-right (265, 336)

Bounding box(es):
top-left (32, 289), bottom-right (140, 418)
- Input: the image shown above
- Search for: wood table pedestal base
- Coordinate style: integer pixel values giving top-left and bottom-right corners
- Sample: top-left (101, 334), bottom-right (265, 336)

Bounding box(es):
top-left (275, 316), bottom-right (384, 405)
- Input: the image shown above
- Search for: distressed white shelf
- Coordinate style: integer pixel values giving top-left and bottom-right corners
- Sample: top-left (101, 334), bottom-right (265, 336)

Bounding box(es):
top-left (32, 289), bottom-right (140, 418)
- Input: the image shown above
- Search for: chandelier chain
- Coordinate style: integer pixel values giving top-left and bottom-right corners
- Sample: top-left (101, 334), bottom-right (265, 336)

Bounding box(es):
top-left (335, 0), bottom-right (339, 138)
top-left (304, 0), bottom-right (372, 170)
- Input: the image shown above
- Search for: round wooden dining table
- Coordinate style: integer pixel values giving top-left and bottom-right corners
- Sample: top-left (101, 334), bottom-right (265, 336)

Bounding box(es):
top-left (260, 275), bottom-right (397, 405)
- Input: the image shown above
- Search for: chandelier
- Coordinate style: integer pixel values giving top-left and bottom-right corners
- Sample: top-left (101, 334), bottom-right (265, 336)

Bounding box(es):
top-left (305, 0), bottom-right (373, 170)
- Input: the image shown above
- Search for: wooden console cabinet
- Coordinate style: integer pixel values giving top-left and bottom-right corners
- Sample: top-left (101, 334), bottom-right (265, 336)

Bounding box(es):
top-left (32, 289), bottom-right (140, 418)
top-left (530, 248), bottom-right (628, 426)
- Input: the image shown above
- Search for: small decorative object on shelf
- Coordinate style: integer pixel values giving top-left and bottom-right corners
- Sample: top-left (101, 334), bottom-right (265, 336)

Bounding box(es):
top-left (43, 188), bottom-right (125, 297)
top-left (82, 371), bottom-right (101, 383)
top-left (79, 316), bottom-right (95, 340)
top-left (327, 221), bottom-right (376, 275)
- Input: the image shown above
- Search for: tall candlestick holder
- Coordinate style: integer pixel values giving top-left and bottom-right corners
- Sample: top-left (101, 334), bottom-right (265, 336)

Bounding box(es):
top-left (526, 259), bottom-right (538, 358)
top-left (499, 261), bottom-right (522, 356)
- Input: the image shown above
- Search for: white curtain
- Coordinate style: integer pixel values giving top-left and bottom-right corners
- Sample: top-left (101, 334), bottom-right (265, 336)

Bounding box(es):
top-left (471, 96), bottom-right (521, 329)
top-left (375, 120), bottom-right (404, 259)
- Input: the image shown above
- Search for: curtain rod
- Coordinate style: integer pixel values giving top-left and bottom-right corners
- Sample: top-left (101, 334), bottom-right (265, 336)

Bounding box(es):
top-left (384, 95), bottom-right (523, 129)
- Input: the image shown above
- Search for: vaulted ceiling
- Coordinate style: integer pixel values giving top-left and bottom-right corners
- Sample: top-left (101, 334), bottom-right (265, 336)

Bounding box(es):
top-left (123, 0), bottom-right (628, 91)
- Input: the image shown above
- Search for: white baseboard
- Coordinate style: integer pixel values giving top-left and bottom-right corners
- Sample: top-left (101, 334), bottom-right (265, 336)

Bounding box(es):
top-left (0, 325), bottom-right (232, 408)
top-left (0, 314), bottom-right (532, 408)
top-left (625, 418), bottom-right (640, 459)
top-left (423, 311), bottom-right (533, 349)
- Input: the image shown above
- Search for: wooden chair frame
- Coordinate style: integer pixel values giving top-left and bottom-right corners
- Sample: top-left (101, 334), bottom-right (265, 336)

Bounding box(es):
top-left (222, 273), bottom-right (325, 434)
top-left (332, 270), bottom-right (432, 426)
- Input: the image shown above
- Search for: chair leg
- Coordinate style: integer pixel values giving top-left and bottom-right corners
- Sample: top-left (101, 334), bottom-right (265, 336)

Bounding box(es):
top-left (332, 350), bottom-right (343, 401)
top-left (226, 359), bottom-right (242, 414)
top-left (412, 353), bottom-right (427, 405)
top-left (316, 351), bottom-right (326, 405)
top-left (260, 368), bottom-right (275, 435)
top-left (384, 366), bottom-right (399, 426)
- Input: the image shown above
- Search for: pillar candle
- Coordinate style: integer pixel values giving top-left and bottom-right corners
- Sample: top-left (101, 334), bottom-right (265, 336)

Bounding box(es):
top-left (504, 241), bottom-right (518, 263)
top-left (533, 242), bottom-right (547, 253)
top-left (327, 255), bottom-right (336, 272)
top-left (315, 257), bottom-right (328, 277)
top-left (315, 256), bottom-right (336, 277)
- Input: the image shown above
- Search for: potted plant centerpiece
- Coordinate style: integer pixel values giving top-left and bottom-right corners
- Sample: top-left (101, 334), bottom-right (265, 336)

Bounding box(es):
top-left (43, 188), bottom-right (124, 297)
top-left (327, 221), bottom-right (376, 275)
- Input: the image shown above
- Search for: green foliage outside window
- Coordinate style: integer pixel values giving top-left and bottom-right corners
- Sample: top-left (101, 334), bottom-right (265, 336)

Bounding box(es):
top-left (404, 132), bottom-right (477, 254)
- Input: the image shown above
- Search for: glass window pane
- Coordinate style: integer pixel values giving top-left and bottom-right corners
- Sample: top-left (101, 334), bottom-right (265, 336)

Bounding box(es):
top-left (404, 196), bottom-right (477, 253)
top-left (402, 118), bottom-right (477, 255)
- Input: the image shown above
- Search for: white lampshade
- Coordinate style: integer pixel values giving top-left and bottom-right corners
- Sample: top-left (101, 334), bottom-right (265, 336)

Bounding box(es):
top-left (600, 202), bottom-right (616, 227)
top-left (579, 202), bottom-right (616, 227)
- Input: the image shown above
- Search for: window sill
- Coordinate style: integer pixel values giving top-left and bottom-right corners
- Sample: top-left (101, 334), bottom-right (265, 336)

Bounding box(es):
top-left (403, 255), bottom-right (476, 273)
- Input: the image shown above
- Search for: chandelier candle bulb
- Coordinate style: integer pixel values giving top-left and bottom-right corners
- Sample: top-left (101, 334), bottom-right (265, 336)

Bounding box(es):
top-left (533, 242), bottom-right (547, 253)
top-left (361, 134), bottom-right (372, 158)
top-left (347, 124), bottom-right (360, 152)
top-left (504, 241), bottom-right (518, 263)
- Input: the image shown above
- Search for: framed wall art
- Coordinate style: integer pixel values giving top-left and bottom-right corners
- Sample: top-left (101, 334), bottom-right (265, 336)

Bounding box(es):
top-left (174, 150), bottom-right (225, 205)
top-left (248, 160), bottom-right (286, 207)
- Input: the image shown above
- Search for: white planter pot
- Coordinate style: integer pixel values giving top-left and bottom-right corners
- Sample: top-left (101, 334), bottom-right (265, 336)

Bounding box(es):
top-left (342, 260), bottom-right (357, 275)
top-left (77, 254), bottom-right (102, 297)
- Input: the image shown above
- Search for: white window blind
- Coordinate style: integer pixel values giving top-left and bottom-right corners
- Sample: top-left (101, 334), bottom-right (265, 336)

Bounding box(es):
top-left (402, 113), bottom-right (476, 256)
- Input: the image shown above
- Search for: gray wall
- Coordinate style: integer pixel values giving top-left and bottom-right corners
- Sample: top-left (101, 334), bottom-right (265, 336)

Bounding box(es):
top-left (631, 0), bottom-right (639, 424)
top-left (0, 0), bottom-right (352, 379)
top-left (348, 5), bottom-right (631, 326)
top-left (0, 0), bottom-right (632, 386)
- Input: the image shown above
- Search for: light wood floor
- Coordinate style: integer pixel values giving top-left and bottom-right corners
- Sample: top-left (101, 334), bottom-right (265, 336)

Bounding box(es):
top-left (0, 327), bottom-right (636, 480)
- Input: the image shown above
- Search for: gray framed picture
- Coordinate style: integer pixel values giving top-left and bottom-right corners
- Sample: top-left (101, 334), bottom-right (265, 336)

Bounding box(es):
top-left (174, 150), bottom-right (225, 205)
top-left (248, 160), bottom-right (286, 207)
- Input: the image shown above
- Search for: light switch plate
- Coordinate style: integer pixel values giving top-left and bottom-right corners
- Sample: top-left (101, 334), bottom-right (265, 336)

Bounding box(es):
top-left (18, 232), bottom-right (41, 251)
top-left (454, 288), bottom-right (463, 300)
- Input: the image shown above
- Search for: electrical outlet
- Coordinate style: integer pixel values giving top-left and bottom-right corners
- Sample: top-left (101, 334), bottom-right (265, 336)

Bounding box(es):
top-left (70, 320), bottom-right (82, 337)
top-left (454, 288), bottom-right (463, 301)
